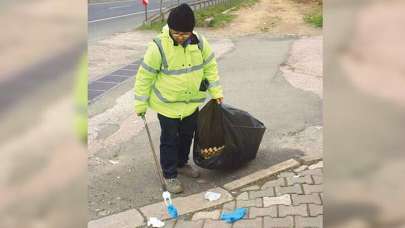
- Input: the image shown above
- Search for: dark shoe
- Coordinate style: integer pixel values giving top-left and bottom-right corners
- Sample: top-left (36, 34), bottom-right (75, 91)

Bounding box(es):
top-left (165, 178), bottom-right (183, 194)
top-left (178, 164), bottom-right (200, 178)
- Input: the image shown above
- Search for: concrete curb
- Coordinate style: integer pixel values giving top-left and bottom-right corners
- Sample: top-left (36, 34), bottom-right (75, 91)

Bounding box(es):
top-left (295, 154), bottom-right (323, 165)
top-left (223, 159), bottom-right (300, 191)
top-left (88, 209), bottom-right (144, 228)
top-left (88, 157), bottom-right (320, 227)
top-left (140, 187), bottom-right (233, 220)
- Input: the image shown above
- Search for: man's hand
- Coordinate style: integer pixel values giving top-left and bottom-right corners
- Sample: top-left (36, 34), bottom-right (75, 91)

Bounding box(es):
top-left (214, 97), bottom-right (224, 104)
top-left (137, 112), bottom-right (145, 117)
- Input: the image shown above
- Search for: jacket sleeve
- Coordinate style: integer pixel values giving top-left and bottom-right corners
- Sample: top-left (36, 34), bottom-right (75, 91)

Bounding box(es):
top-left (134, 41), bottom-right (161, 114)
top-left (200, 35), bottom-right (224, 99)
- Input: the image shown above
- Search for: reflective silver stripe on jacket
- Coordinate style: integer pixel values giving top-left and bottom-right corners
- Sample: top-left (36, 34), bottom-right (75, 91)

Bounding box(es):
top-left (134, 94), bottom-right (149, 102)
top-left (197, 33), bottom-right (204, 51)
top-left (152, 36), bottom-right (214, 75)
top-left (204, 53), bottom-right (215, 65)
top-left (141, 61), bottom-right (159, 74)
top-left (161, 64), bottom-right (204, 75)
top-left (153, 38), bottom-right (168, 69)
top-left (160, 53), bottom-right (215, 76)
top-left (208, 80), bottom-right (220, 89)
top-left (152, 86), bottom-right (205, 103)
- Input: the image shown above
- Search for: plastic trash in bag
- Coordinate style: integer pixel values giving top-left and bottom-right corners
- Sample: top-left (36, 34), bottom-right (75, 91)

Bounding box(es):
top-left (193, 100), bottom-right (266, 169)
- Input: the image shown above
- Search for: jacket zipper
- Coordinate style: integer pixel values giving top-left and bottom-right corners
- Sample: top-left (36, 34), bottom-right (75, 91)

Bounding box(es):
top-left (181, 46), bottom-right (187, 120)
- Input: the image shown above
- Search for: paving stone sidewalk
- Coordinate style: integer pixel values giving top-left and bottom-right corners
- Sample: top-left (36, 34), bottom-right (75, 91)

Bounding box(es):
top-left (139, 160), bottom-right (323, 228)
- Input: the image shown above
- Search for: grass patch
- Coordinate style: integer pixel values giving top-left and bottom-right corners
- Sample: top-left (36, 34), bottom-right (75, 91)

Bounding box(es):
top-left (138, 19), bottom-right (166, 32)
top-left (195, 0), bottom-right (258, 28)
top-left (195, 6), bottom-right (235, 28)
top-left (139, 0), bottom-right (259, 31)
top-left (304, 6), bottom-right (323, 28)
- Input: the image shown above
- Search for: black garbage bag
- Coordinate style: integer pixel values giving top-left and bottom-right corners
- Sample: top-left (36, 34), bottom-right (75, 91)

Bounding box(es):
top-left (193, 100), bottom-right (266, 169)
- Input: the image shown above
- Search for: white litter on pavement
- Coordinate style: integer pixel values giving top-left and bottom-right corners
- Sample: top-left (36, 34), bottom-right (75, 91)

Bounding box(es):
top-left (108, 160), bottom-right (119, 165)
top-left (162, 191), bottom-right (172, 206)
top-left (205, 191), bottom-right (221, 201)
top-left (147, 217), bottom-right (165, 227)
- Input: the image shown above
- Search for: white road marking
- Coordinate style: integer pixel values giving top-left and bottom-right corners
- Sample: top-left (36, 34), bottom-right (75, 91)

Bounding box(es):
top-left (108, 4), bottom-right (132, 10)
top-left (89, 8), bottom-right (163, 23)
top-left (89, 0), bottom-right (136, 6)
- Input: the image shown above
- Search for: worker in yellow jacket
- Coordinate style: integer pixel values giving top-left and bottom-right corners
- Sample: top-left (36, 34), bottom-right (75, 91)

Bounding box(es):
top-left (134, 3), bottom-right (223, 193)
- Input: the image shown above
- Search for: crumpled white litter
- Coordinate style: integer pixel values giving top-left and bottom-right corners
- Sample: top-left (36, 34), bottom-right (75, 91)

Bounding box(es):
top-left (147, 217), bottom-right (165, 227)
top-left (108, 160), bottom-right (119, 165)
top-left (204, 191), bottom-right (221, 201)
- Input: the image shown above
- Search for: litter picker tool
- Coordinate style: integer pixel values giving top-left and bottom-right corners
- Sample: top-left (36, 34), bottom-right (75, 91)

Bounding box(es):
top-left (141, 115), bottom-right (178, 219)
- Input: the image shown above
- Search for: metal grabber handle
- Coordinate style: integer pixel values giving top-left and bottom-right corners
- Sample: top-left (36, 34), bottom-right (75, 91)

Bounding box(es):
top-left (141, 115), bottom-right (167, 191)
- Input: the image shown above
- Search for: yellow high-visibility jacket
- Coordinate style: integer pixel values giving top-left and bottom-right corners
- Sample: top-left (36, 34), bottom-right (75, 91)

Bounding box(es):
top-left (75, 54), bottom-right (88, 143)
top-left (134, 26), bottom-right (223, 119)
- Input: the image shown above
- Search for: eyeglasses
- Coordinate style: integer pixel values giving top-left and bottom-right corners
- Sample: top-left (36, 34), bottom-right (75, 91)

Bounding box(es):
top-left (170, 29), bottom-right (192, 39)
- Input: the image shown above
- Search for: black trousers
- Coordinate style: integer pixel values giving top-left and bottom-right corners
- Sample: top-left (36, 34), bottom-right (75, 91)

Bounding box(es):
top-left (157, 110), bottom-right (198, 178)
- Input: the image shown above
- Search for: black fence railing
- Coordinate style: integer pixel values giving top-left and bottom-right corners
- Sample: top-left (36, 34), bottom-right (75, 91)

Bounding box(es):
top-left (146, 0), bottom-right (232, 23)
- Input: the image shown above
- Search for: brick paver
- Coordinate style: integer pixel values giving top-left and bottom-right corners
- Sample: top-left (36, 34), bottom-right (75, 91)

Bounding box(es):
top-left (256, 198), bottom-right (263, 207)
top-left (232, 218), bottom-right (263, 228)
top-left (286, 175), bottom-right (313, 185)
top-left (291, 193), bottom-right (322, 205)
top-left (174, 219), bottom-right (203, 228)
top-left (263, 194), bottom-right (291, 207)
top-left (202, 219), bottom-right (231, 228)
top-left (303, 184), bottom-right (322, 194)
top-left (261, 178), bottom-right (285, 189)
top-left (278, 204), bottom-right (308, 217)
top-left (249, 188), bottom-right (275, 199)
top-left (275, 184), bottom-right (303, 196)
top-left (312, 175), bottom-right (322, 184)
top-left (222, 201), bottom-right (235, 212)
top-left (197, 162), bottom-right (323, 227)
top-left (264, 216), bottom-right (294, 227)
top-left (137, 160), bottom-right (323, 228)
top-left (192, 210), bottom-right (221, 220)
top-left (237, 192), bottom-right (249, 200)
top-left (295, 215), bottom-right (323, 228)
top-left (249, 206), bottom-right (277, 218)
top-left (300, 168), bottom-right (322, 177)
top-left (308, 204), bottom-right (323, 216)
top-left (237, 199), bottom-right (257, 208)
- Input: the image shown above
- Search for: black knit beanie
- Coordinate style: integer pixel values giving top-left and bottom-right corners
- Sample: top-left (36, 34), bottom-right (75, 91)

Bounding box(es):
top-left (167, 3), bottom-right (195, 32)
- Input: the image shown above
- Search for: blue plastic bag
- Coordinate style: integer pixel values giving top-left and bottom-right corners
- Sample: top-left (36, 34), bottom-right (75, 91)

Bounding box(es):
top-left (167, 204), bottom-right (178, 219)
top-left (220, 208), bottom-right (247, 223)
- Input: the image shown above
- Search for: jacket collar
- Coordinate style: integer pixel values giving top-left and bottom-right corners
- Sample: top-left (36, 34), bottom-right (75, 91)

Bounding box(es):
top-left (161, 25), bottom-right (200, 47)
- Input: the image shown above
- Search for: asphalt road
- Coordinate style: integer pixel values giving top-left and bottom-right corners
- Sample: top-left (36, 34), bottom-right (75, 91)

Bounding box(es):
top-left (88, 0), bottom-right (191, 41)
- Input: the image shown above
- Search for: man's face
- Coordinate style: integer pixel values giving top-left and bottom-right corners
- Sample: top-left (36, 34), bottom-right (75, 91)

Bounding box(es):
top-left (170, 29), bottom-right (192, 45)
